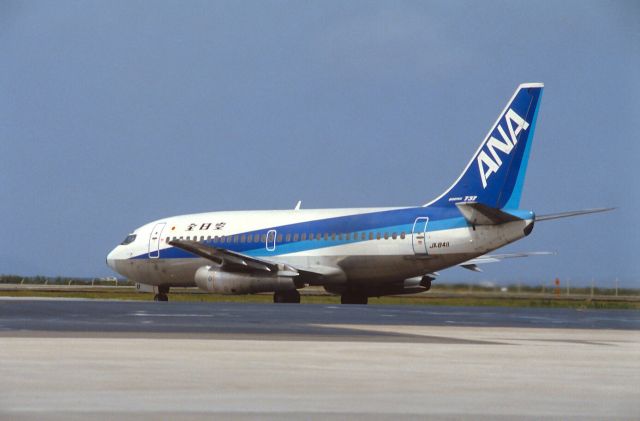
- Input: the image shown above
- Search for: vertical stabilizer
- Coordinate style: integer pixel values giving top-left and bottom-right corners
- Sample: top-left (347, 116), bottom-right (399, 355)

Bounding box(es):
top-left (426, 83), bottom-right (543, 209)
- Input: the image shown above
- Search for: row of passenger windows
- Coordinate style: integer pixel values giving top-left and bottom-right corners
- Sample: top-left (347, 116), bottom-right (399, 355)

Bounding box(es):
top-left (166, 231), bottom-right (408, 244)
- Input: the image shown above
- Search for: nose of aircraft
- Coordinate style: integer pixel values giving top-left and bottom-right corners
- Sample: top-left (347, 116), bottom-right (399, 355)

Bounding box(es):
top-left (106, 248), bottom-right (118, 271)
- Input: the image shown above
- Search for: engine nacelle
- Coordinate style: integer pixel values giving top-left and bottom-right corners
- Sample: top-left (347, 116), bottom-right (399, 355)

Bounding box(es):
top-left (194, 266), bottom-right (296, 295)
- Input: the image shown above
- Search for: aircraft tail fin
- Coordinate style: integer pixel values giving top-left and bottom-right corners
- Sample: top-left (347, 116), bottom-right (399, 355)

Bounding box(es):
top-left (425, 83), bottom-right (544, 209)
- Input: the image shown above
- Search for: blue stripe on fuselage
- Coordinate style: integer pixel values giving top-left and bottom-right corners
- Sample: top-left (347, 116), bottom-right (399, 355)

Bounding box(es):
top-left (131, 206), bottom-right (530, 260)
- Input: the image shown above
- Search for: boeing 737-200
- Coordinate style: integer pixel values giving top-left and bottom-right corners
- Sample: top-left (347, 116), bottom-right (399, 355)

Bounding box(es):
top-left (106, 83), bottom-right (611, 304)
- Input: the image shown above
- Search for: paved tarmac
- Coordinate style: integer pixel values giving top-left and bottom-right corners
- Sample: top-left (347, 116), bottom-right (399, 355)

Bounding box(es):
top-left (0, 299), bottom-right (639, 420)
top-left (0, 298), bottom-right (638, 338)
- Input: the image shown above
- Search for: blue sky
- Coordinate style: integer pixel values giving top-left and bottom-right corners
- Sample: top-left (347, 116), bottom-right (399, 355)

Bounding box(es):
top-left (1, 1), bottom-right (638, 287)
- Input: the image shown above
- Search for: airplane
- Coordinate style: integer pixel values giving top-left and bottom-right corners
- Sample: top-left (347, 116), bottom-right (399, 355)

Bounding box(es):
top-left (106, 82), bottom-right (611, 304)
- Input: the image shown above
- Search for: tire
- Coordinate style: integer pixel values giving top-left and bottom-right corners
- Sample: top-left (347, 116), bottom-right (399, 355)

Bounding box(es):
top-left (273, 290), bottom-right (301, 303)
top-left (341, 292), bottom-right (368, 305)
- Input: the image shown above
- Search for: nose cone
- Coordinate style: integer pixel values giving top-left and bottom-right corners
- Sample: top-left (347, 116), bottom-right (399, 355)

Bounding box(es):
top-left (106, 247), bottom-right (118, 271)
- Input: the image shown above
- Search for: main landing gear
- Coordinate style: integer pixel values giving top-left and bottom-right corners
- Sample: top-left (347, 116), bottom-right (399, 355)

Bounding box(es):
top-left (154, 285), bottom-right (170, 302)
top-left (340, 291), bottom-right (368, 305)
top-left (273, 289), bottom-right (301, 303)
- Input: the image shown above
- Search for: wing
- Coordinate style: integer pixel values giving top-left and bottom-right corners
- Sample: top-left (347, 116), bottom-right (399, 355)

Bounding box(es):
top-left (168, 239), bottom-right (333, 282)
top-left (169, 239), bottom-right (293, 273)
top-left (459, 251), bottom-right (554, 272)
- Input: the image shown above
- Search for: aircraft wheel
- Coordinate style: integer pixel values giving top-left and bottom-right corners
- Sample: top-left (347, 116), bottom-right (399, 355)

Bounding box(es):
top-left (341, 292), bottom-right (368, 305)
top-left (273, 290), bottom-right (300, 303)
top-left (154, 285), bottom-right (170, 301)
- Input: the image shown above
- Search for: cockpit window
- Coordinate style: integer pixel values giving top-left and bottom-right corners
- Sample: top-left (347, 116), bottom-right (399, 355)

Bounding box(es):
top-left (121, 234), bottom-right (137, 245)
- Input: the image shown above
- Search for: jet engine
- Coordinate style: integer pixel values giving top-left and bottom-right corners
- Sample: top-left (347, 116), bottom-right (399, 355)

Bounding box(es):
top-left (194, 265), bottom-right (296, 294)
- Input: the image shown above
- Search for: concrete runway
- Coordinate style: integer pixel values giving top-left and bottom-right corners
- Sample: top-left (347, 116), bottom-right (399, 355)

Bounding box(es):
top-left (1, 299), bottom-right (639, 420)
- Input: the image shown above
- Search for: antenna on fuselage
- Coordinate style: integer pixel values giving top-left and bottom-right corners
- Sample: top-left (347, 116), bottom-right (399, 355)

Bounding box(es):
top-left (294, 200), bottom-right (302, 210)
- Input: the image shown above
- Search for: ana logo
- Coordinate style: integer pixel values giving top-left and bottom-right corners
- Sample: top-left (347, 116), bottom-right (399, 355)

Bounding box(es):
top-left (477, 109), bottom-right (529, 188)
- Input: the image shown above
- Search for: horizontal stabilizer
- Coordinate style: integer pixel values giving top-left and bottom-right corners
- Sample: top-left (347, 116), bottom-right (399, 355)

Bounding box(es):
top-left (460, 264), bottom-right (483, 272)
top-left (461, 251), bottom-right (554, 267)
top-left (456, 202), bottom-right (522, 225)
top-left (535, 207), bottom-right (615, 221)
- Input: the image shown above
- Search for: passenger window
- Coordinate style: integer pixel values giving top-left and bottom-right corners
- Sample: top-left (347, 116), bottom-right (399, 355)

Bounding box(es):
top-left (277, 234), bottom-right (283, 242)
top-left (286, 233), bottom-right (291, 242)
top-left (301, 233), bottom-right (307, 241)
top-left (261, 234), bottom-right (267, 242)
top-left (392, 232), bottom-right (397, 239)
top-left (293, 233), bottom-right (299, 241)
top-left (324, 233), bottom-right (329, 240)
top-left (384, 232), bottom-right (389, 240)
top-left (221, 236), bottom-right (226, 244)
top-left (254, 234), bottom-right (260, 242)
top-left (207, 235), bottom-right (211, 241)
top-left (368, 232), bottom-right (373, 240)
top-left (165, 237), bottom-right (169, 243)
top-left (331, 233), bottom-right (336, 241)
top-left (338, 233), bottom-right (343, 241)
top-left (346, 233), bottom-right (351, 241)
top-left (240, 235), bottom-right (246, 243)
top-left (214, 236), bottom-right (219, 243)
top-left (376, 232), bottom-right (381, 240)
top-left (232, 235), bottom-right (237, 243)
top-left (400, 232), bottom-right (406, 239)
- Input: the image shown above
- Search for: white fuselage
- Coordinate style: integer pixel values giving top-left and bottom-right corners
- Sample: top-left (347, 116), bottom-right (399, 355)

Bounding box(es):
top-left (106, 206), bottom-right (533, 292)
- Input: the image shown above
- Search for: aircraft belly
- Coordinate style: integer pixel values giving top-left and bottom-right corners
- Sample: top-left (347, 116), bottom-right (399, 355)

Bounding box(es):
top-left (340, 253), bottom-right (478, 284)
top-left (115, 245), bottom-right (496, 289)
top-left (113, 258), bottom-right (202, 287)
